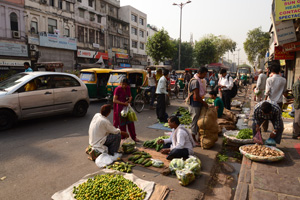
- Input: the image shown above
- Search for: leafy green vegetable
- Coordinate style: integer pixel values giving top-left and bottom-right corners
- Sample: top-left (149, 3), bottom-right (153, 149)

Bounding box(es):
top-left (236, 128), bottom-right (253, 139)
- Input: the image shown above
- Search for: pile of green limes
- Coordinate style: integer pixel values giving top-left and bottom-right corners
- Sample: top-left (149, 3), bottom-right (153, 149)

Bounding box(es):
top-left (73, 174), bottom-right (146, 200)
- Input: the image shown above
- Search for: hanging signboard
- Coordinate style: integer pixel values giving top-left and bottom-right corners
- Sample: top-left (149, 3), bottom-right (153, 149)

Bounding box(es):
top-left (283, 41), bottom-right (300, 52)
top-left (273, 20), bottom-right (297, 45)
top-left (39, 33), bottom-right (77, 50)
top-left (77, 49), bottom-right (108, 60)
top-left (116, 53), bottom-right (129, 59)
top-left (275, 0), bottom-right (300, 21)
top-left (274, 46), bottom-right (295, 60)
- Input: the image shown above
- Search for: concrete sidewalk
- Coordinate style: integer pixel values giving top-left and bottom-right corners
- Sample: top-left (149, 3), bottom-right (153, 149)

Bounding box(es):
top-left (234, 92), bottom-right (300, 200)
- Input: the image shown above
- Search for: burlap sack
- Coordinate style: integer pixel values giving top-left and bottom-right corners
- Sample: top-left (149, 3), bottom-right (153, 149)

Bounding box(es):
top-left (222, 108), bottom-right (237, 124)
top-left (217, 118), bottom-right (237, 130)
top-left (197, 107), bottom-right (219, 149)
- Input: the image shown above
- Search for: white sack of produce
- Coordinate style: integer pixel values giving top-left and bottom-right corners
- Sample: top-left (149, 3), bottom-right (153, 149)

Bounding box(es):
top-left (175, 169), bottom-right (195, 186)
top-left (197, 107), bottom-right (219, 149)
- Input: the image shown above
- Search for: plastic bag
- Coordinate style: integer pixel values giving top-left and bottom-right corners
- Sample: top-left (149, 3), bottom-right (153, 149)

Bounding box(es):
top-left (121, 106), bottom-right (129, 117)
top-left (253, 130), bottom-right (263, 145)
top-left (95, 153), bottom-right (122, 168)
top-left (127, 105), bottom-right (138, 122)
top-left (265, 138), bottom-right (276, 146)
top-left (121, 138), bottom-right (136, 154)
top-left (151, 159), bottom-right (164, 168)
top-left (169, 158), bottom-right (185, 172)
top-left (184, 155), bottom-right (201, 175)
top-left (175, 169), bottom-right (195, 186)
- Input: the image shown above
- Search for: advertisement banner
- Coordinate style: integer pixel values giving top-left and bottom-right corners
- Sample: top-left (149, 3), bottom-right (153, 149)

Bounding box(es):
top-left (95, 52), bottom-right (108, 60)
top-left (275, 0), bottom-right (300, 21)
top-left (274, 46), bottom-right (295, 60)
top-left (39, 33), bottom-right (77, 50)
top-left (283, 41), bottom-right (300, 51)
top-left (77, 49), bottom-right (108, 60)
top-left (116, 53), bottom-right (129, 59)
top-left (0, 42), bottom-right (28, 57)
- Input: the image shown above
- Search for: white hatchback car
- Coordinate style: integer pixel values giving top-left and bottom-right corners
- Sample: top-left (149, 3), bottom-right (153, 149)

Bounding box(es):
top-left (0, 72), bottom-right (90, 130)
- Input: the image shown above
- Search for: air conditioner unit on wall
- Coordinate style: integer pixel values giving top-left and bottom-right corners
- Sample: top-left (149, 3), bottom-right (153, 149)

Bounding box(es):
top-left (12, 31), bottom-right (20, 38)
top-left (30, 45), bottom-right (38, 51)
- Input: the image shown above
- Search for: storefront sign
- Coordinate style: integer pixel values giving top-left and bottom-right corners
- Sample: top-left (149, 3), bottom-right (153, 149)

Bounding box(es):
top-left (274, 46), bottom-right (295, 60)
top-left (273, 19), bottom-right (297, 45)
top-left (77, 49), bottom-right (108, 59)
top-left (0, 59), bottom-right (30, 66)
top-left (93, 43), bottom-right (100, 48)
top-left (120, 63), bottom-right (131, 68)
top-left (112, 48), bottom-right (128, 54)
top-left (0, 42), bottom-right (28, 57)
top-left (39, 33), bottom-right (77, 50)
top-left (275, 0), bottom-right (300, 21)
top-left (283, 41), bottom-right (300, 51)
top-left (116, 53), bottom-right (129, 59)
top-left (28, 37), bottom-right (40, 45)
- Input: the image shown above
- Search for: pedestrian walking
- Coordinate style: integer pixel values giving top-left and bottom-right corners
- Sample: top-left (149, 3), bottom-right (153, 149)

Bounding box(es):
top-left (253, 100), bottom-right (283, 144)
top-left (254, 69), bottom-right (267, 102)
top-left (24, 62), bottom-right (33, 72)
top-left (186, 67), bottom-right (208, 146)
top-left (156, 69), bottom-right (169, 123)
top-left (113, 78), bottom-right (140, 142)
top-left (143, 67), bottom-right (156, 109)
top-left (218, 69), bottom-right (234, 110)
top-left (265, 61), bottom-right (286, 109)
top-left (292, 76), bottom-right (300, 140)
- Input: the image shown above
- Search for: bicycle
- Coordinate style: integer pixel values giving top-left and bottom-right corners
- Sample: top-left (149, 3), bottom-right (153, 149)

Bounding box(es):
top-left (237, 80), bottom-right (248, 97)
top-left (133, 86), bottom-right (151, 113)
top-left (182, 82), bottom-right (188, 99)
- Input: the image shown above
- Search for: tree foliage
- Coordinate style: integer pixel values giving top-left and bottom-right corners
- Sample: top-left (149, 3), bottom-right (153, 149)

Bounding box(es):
top-left (171, 40), bottom-right (194, 69)
top-left (243, 27), bottom-right (269, 65)
top-left (194, 37), bottom-right (217, 65)
top-left (146, 29), bottom-right (175, 65)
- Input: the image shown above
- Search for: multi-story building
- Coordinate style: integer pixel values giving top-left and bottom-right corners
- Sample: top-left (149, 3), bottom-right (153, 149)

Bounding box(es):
top-left (75, 0), bottom-right (108, 67)
top-left (24, 0), bottom-right (77, 71)
top-left (119, 5), bottom-right (147, 69)
top-left (0, 0), bottom-right (28, 73)
top-left (96, 0), bottom-right (130, 69)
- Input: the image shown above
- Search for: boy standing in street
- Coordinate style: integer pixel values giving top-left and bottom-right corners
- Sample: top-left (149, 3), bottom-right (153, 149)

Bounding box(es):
top-left (209, 90), bottom-right (224, 118)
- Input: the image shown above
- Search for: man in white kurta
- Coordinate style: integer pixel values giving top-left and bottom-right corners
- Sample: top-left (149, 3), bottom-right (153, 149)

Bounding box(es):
top-left (87, 104), bottom-right (128, 160)
top-left (157, 116), bottom-right (195, 160)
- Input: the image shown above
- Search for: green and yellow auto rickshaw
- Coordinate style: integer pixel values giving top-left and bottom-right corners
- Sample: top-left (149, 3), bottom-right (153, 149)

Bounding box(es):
top-left (106, 69), bottom-right (148, 105)
top-left (176, 70), bottom-right (185, 90)
top-left (79, 68), bottom-right (112, 99)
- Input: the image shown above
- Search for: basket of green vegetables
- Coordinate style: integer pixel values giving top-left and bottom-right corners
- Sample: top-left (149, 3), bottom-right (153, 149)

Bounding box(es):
top-left (224, 129), bottom-right (254, 144)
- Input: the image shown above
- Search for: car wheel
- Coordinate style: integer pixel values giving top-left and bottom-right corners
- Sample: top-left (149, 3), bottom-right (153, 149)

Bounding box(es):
top-left (0, 110), bottom-right (16, 131)
top-left (73, 101), bottom-right (88, 117)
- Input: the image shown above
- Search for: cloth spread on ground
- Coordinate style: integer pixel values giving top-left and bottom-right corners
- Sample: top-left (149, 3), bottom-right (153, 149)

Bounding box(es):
top-left (51, 169), bottom-right (155, 200)
top-left (148, 123), bottom-right (172, 131)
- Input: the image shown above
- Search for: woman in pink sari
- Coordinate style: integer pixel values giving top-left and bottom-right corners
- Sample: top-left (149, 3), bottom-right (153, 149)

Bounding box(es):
top-left (113, 78), bottom-right (139, 142)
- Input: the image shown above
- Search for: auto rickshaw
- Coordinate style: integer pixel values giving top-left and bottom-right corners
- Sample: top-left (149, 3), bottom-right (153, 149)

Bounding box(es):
top-left (185, 68), bottom-right (199, 75)
top-left (176, 70), bottom-right (185, 90)
top-left (80, 68), bottom-right (112, 99)
top-left (106, 69), bottom-right (147, 107)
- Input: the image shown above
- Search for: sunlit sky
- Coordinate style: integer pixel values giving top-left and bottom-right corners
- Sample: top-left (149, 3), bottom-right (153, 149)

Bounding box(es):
top-left (121, 0), bottom-right (273, 65)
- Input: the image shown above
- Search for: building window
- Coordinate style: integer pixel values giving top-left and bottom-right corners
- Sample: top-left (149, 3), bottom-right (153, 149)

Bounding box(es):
top-left (89, 29), bottom-right (95, 44)
top-left (49, 0), bottom-right (54, 6)
top-left (109, 6), bottom-right (113, 12)
top-left (131, 27), bottom-right (137, 35)
top-left (139, 30), bottom-right (144, 38)
top-left (97, 15), bottom-right (101, 23)
top-left (90, 13), bottom-right (95, 21)
top-left (79, 9), bottom-right (84, 18)
top-left (66, 2), bottom-right (70, 11)
top-left (58, 0), bottom-right (62, 9)
top-left (132, 40), bottom-right (137, 48)
top-left (139, 18), bottom-right (144, 25)
top-left (109, 35), bottom-right (113, 48)
top-left (48, 18), bottom-right (57, 34)
top-left (78, 26), bottom-right (84, 42)
top-left (140, 42), bottom-right (144, 50)
top-left (131, 14), bottom-right (137, 22)
top-left (65, 28), bottom-right (70, 37)
top-left (30, 21), bottom-right (38, 34)
top-left (88, 0), bottom-right (93, 7)
top-left (77, 0), bottom-right (81, 2)
top-left (100, 32), bottom-right (104, 46)
top-left (10, 12), bottom-right (18, 31)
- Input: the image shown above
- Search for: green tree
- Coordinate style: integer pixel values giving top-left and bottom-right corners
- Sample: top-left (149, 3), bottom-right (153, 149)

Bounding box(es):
top-left (146, 29), bottom-right (175, 65)
top-left (194, 37), bottom-right (217, 65)
top-left (243, 27), bottom-right (269, 65)
top-left (171, 40), bottom-right (194, 69)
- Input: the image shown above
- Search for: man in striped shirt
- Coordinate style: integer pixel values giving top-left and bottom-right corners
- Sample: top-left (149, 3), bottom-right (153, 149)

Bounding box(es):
top-left (252, 100), bottom-right (283, 144)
